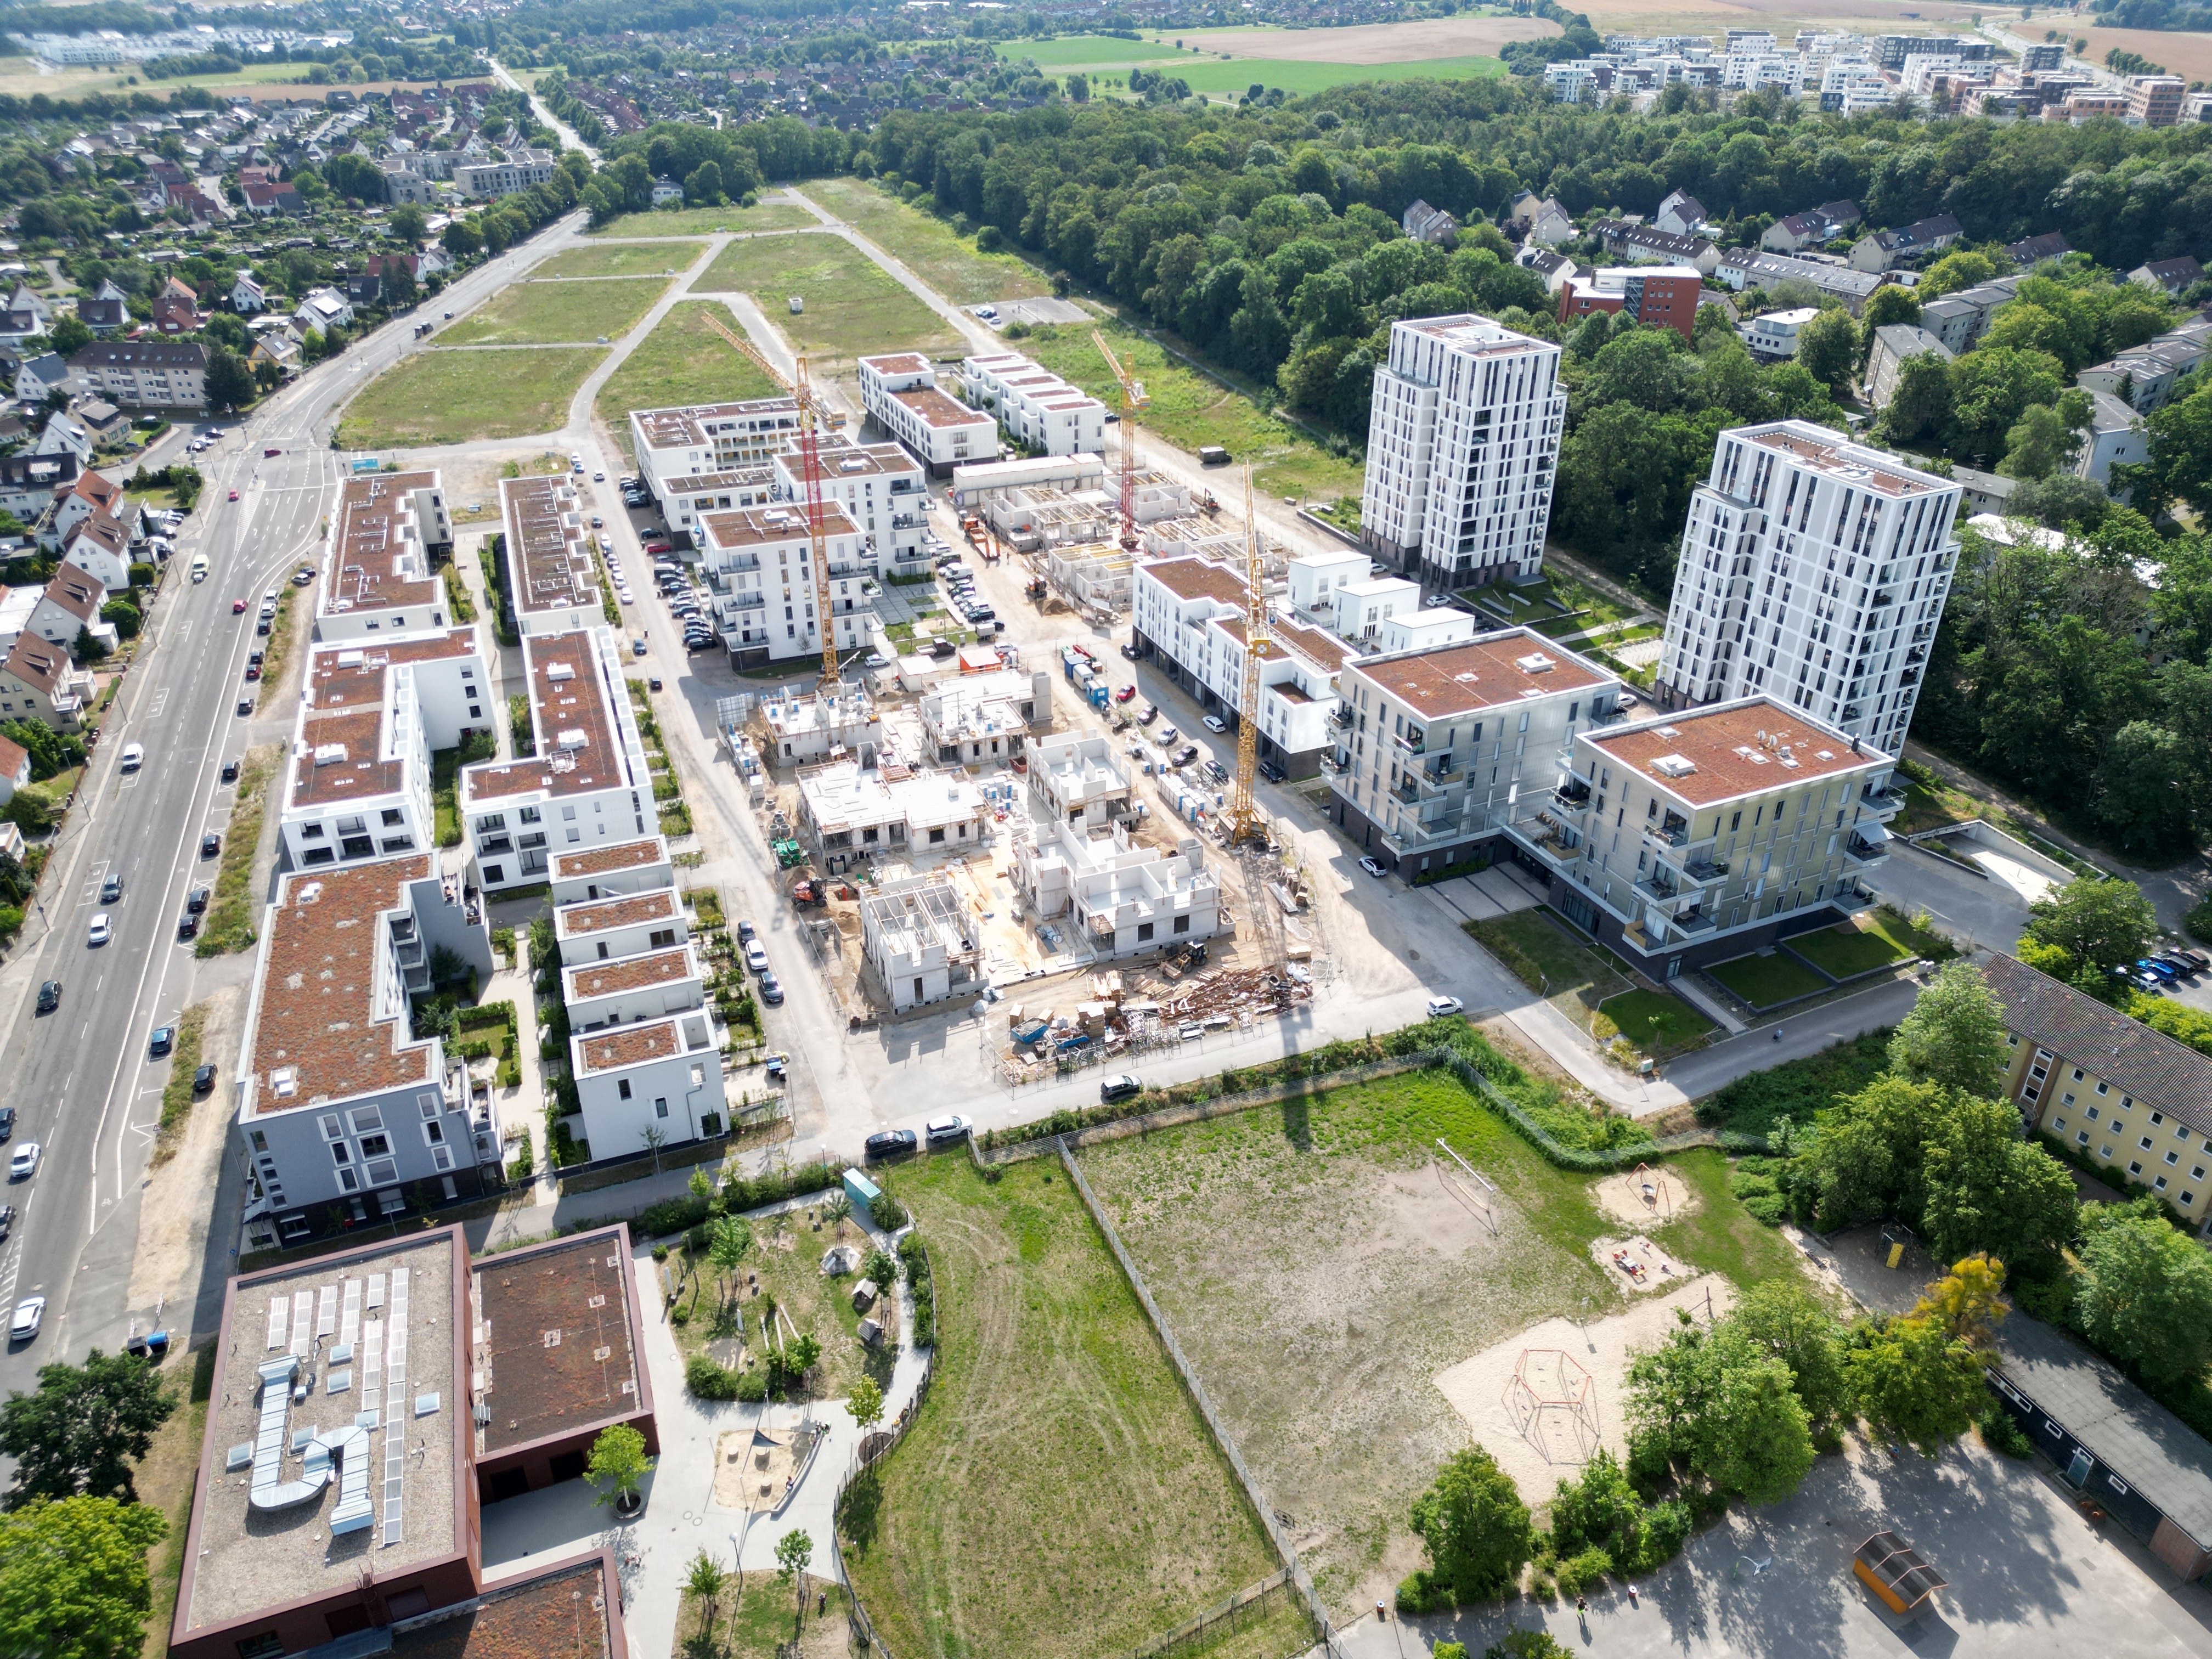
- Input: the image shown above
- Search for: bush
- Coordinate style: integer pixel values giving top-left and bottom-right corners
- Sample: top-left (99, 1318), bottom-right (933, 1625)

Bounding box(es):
top-left (869, 1191), bottom-right (909, 1231)
top-left (1395, 1569), bottom-right (1451, 1615)
top-left (1978, 1402), bottom-right (2035, 1459)
top-left (1553, 1547), bottom-right (1612, 1596)
top-left (2188, 896), bottom-right (2212, 947)
top-left (1696, 1030), bottom-right (1891, 1135)
top-left (733, 1367), bottom-right (768, 1402)
top-left (641, 1195), bottom-right (712, 1238)
top-left (685, 1354), bottom-right (741, 1400)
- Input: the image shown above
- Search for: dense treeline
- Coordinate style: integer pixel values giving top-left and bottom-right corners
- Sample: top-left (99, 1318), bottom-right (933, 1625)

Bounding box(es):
top-left (588, 117), bottom-right (850, 217)
top-left (2089, 0), bottom-right (2212, 31)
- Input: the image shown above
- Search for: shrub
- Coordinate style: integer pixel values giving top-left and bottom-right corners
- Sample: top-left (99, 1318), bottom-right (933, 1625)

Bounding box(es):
top-left (1697, 1031), bottom-right (1890, 1136)
top-left (869, 1191), bottom-right (909, 1231)
top-left (1978, 1402), bottom-right (2035, 1459)
top-left (1395, 1570), bottom-right (1450, 1615)
top-left (685, 1354), bottom-right (741, 1400)
top-left (641, 1195), bottom-right (711, 1238)
top-left (1484, 1635), bottom-right (1568, 1659)
top-left (1552, 1547), bottom-right (1612, 1595)
top-left (2188, 896), bottom-right (2212, 946)
top-left (734, 1368), bottom-right (768, 1402)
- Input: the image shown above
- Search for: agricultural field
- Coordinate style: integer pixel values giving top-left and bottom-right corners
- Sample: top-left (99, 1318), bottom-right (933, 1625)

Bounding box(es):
top-left (534, 241), bottom-right (707, 280)
top-left (594, 301), bottom-right (785, 455)
top-left (802, 177), bottom-right (1043, 307)
top-left (1080, 1066), bottom-right (1804, 1618)
top-left (839, 1156), bottom-right (1289, 1659)
top-left (336, 346), bottom-right (605, 448)
top-left (1020, 321), bottom-right (1362, 502)
top-left (994, 33), bottom-right (1190, 65)
top-left (588, 201), bottom-right (817, 238)
top-left (690, 234), bottom-right (964, 367)
top-left (441, 276), bottom-right (668, 346)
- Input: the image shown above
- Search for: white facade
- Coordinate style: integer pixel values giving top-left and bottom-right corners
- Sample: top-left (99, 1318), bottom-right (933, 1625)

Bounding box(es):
top-left (861, 877), bottom-right (979, 1012)
top-left (1358, 314), bottom-right (1564, 589)
top-left (772, 436), bottom-right (932, 579)
top-left (856, 353), bottom-right (998, 474)
top-left (570, 1010), bottom-right (725, 1159)
top-left (1656, 421), bottom-right (1962, 754)
top-left (1030, 732), bottom-right (1132, 831)
top-left (629, 398), bottom-right (808, 534)
top-left (1329, 576), bottom-right (1424, 647)
top-left (1745, 307), bottom-right (1819, 357)
top-left (960, 352), bottom-right (1108, 455)
top-left (452, 149), bottom-right (557, 198)
top-left (695, 500), bottom-right (872, 668)
top-left (1285, 549), bottom-right (1371, 631)
top-left (1014, 820), bottom-right (1220, 960)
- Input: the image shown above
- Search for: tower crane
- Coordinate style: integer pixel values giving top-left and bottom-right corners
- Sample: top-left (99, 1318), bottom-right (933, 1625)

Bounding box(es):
top-left (1230, 465), bottom-right (1268, 844)
top-left (698, 308), bottom-right (842, 689)
top-left (1090, 330), bottom-right (1149, 550)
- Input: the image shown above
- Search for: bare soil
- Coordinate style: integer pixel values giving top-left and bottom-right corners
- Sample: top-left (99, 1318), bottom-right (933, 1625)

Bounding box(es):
top-left (1588, 1233), bottom-right (1694, 1294)
top-left (128, 983), bottom-right (245, 1316)
top-left (1590, 1165), bottom-right (1704, 1230)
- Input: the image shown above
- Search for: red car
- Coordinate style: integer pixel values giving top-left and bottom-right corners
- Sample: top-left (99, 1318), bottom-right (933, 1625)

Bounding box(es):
top-left (227, 489), bottom-right (239, 502)
top-left (232, 598), bottom-right (247, 614)
top-left (263, 447), bottom-right (280, 458)
top-left (1115, 685), bottom-right (1137, 703)
top-left (244, 664), bottom-right (261, 681)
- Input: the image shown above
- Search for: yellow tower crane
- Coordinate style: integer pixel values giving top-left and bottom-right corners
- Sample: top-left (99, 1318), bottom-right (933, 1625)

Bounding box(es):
top-left (1090, 330), bottom-right (1149, 549)
top-left (698, 309), bottom-right (842, 689)
top-left (1230, 465), bottom-right (1268, 843)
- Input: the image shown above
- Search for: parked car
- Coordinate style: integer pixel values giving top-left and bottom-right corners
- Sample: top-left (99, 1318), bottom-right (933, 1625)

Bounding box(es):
top-left (220, 759), bottom-right (239, 783)
top-left (1115, 685), bottom-right (1137, 703)
top-left (149, 1024), bottom-right (175, 1057)
top-left (758, 970), bottom-right (784, 1006)
top-left (865, 1128), bottom-right (918, 1160)
top-left (1158, 726), bottom-right (1178, 744)
top-left (1259, 760), bottom-right (1286, 784)
top-left (925, 1114), bottom-right (972, 1148)
top-left (1121, 642), bottom-right (1140, 661)
top-left (1358, 856), bottom-right (1388, 878)
top-left (1099, 1074), bottom-right (1143, 1104)
top-left (177, 914), bottom-right (200, 940)
top-left (1172, 744), bottom-right (1200, 768)
top-left (1202, 714), bottom-right (1228, 734)
top-left (1139, 704), bottom-right (1158, 725)
top-left (736, 918), bottom-right (757, 943)
top-left (119, 743), bottom-right (144, 772)
top-left (1426, 995), bottom-right (1465, 1019)
top-left (193, 1063), bottom-right (216, 1094)
top-left (744, 940), bottom-right (769, 973)
top-left (2136, 958), bottom-right (2177, 981)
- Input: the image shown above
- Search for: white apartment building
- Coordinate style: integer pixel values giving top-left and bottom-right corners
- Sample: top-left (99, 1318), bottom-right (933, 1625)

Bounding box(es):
top-left (460, 629), bottom-right (653, 894)
top-left (1014, 819), bottom-right (1221, 960)
top-left (234, 855), bottom-right (501, 1247)
top-left (316, 468), bottom-right (456, 641)
top-left (1745, 307), bottom-right (1820, 358)
top-left (66, 340), bottom-right (209, 409)
top-left (1329, 629), bottom-right (1624, 879)
top-left (451, 149), bottom-right (557, 198)
top-left (282, 629), bottom-right (490, 872)
top-left (694, 501), bottom-right (872, 669)
top-left (1358, 314), bottom-right (1565, 590)
top-left (569, 1008), bottom-right (724, 1160)
top-left (1029, 732), bottom-right (1133, 831)
top-left (861, 877), bottom-right (980, 1012)
top-left (772, 435), bottom-right (932, 579)
top-left (1540, 696), bottom-right (1900, 975)
top-left (498, 473), bottom-right (604, 639)
top-left (629, 398), bottom-right (808, 531)
top-left (960, 352), bottom-right (1108, 455)
top-left (1284, 549), bottom-right (1372, 634)
top-left (856, 353), bottom-right (998, 475)
top-left (1656, 421), bottom-right (1962, 755)
top-left (1131, 555), bottom-right (1352, 780)
top-left (917, 668), bottom-right (1052, 764)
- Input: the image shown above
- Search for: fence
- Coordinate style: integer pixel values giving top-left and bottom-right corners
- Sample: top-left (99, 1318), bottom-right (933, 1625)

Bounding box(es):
top-left (1118, 1567), bottom-right (1308, 1659)
top-left (827, 1341), bottom-right (936, 1659)
top-left (1057, 1138), bottom-right (1344, 1659)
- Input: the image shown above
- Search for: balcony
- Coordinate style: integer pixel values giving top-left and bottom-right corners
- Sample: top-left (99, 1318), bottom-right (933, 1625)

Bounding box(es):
top-left (1392, 731), bottom-right (1426, 755)
top-left (1634, 873), bottom-right (1683, 905)
top-left (1870, 590), bottom-right (1895, 608)
top-left (1905, 645), bottom-right (1927, 664)
top-left (1394, 776), bottom-right (1420, 805)
top-left (1643, 814), bottom-right (1691, 850)
top-left (1680, 856), bottom-right (1730, 885)
top-left (1841, 704), bottom-right (1864, 723)
top-left (1420, 756), bottom-right (1460, 788)
top-left (1861, 782), bottom-right (1908, 816)
top-left (1844, 830), bottom-right (1889, 866)
top-left (1666, 909), bottom-right (1718, 936)
top-left (1898, 667), bottom-right (1920, 686)
top-left (1329, 704), bottom-right (1354, 730)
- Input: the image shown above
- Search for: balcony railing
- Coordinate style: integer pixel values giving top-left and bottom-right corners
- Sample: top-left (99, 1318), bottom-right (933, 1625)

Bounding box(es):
top-left (1844, 832), bottom-right (1888, 864)
top-left (1644, 818), bottom-right (1690, 849)
top-left (1394, 777), bottom-right (1420, 804)
top-left (1634, 874), bottom-right (1682, 905)
top-left (1861, 782), bottom-right (1908, 812)
top-left (1329, 705), bottom-right (1353, 729)
top-left (1667, 909), bottom-right (1718, 936)
top-left (1870, 590), bottom-right (1895, 608)
top-left (1392, 731), bottom-right (1426, 755)
top-left (1680, 856), bottom-right (1730, 885)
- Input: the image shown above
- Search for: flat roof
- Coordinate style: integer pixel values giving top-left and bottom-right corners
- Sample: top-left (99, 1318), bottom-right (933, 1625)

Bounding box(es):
top-left (461, 632), bottom-right (634, 805)
top-left (1142, 555), bottom-right (1248, 609)
top-left (1584, 697), bottom-right (1884, 806)
top-left (1397, 312), bottom-right (1559, 358)
top-left (554, 887), bottom-right (678, 939)
top-left (1737, 421), bottom-right (1956, 498)
top-left (860, 352), bottom-right (930, 375)
top-left (1347, 629), bottom-right (1610, 719)
top-left (472, 1228), bottom-right (643, 1457)
top-left (326, 469), bottom-right (441, 617)
top-left (292, 630), bottom-right (480, 811)
top-left (181, 1231), bottom-right (462, 1637)
top-left (394, 1555), bottom-right (618, 1659)
top-left (778, 438), bottom-right (920, 484)
top-left (500, 475), bottom-right (596, 618)
top-left (891, 384), bottom-right (991, 430)
top-left (1273, 616), bottom-right (1353, 673)
top-left (630, 399), bottom-right (800, 454)
top-left (697, 501), bottom-right (859, 551)
top-left (552, 838), bottom-right (665, 881)
top-left (577, 1017), bottom-right (687, 1075)
top-left (565, 945), bottom-right (693, 1003)
top-left (248, 856), bottom-right (438, 1115)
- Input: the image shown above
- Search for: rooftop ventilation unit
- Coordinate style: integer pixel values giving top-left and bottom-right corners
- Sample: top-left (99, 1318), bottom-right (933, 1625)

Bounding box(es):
top-left (557, 729), bottom-right (589, 752)
top-left (546, 662), bottom-right (575, 683)
top-left (313, 743), bottom-right (348, 766)
top-left (1650, 754), bottom-right (1699, 778)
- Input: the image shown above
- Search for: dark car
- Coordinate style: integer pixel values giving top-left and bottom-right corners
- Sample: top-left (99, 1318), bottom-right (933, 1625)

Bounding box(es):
top-left (236, 698), bottom-right (253, 716)
top-left (149, 1025), bottom-right (175, 1057)
top-left (865, 1128), bottom-right (918, 1160)
top-left (758, 970), bottom-right (784, 1006)
top-left (100, 872), bottom-right (124, 904)
top-left (33, 981), bottom-right (59, 1015)
top-left (736, 918), bottom-right (757, 943)
top-left (0, 1205), bottom-right (14, 1242)
top-left (187, 885), bottom-right (210, 913)
top-left (1173, 744), bottom-right (1200, 768)
top-left (244, 663), bottom-right (262, 682)
top-left (1120, 642), bottom-right (1139, 661)
top-left (219, 759), bottom-right (239, 783)
top-left (192, 1064), bottom-right (216, 1094)
top-left (0, 1108), bottom-right (14, 1142)
top-left (177, 913), bottom-right (200, 941)
top-left (1259, 759), bottom-right (1286, 784)
top-left (201, 832), bottom-right (221, 859)
top-left (1204, 759), bottom-right (1229, 785)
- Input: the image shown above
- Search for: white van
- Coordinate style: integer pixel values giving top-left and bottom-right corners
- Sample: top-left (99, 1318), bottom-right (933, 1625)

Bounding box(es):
top-left (189, 554), bottom-right (208, 582)
top-left (119, 743), bottom-right (144, 772)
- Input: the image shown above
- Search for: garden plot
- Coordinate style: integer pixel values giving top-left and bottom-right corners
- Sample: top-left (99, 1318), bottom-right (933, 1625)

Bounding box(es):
top-left (1079, 1069), bottom-right (1615, 1616)
top-left (1431, 1274), bottom-right (1736, 1508)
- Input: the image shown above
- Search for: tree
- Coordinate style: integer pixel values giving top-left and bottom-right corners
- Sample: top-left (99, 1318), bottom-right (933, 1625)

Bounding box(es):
top-left (1921, 249), bottom-right (1998, 297)
top-left (380, 263), bottom-right (417, 309)
top-left (98, 601), bottom-right (138, 642)
top-left (2075, 1199), bottom-right (2212, 1389)
top-left (46, 316), bottom-right (91, 358)
top-left (1805, 1075), bottom-right (1950, 1231)
top-left (1875, 351), bottom-right (1955, 448)
top-left (1908, 1255), bottom-right (2008, 1351)
top-left (708, 1216), bottom-right (752, 1307)
top-left (1795, 308), bottom-right (1858, 395)
top-left (388, 204), bottom-right (428, 246)
top-left (0, 1497), bottom-right (167, 1659)
top-left (2134, 381), bottom-right (2212, 521)
top-left (1859, 284), bottom-right (1921, 339)
top-left (847, 1374), bottom-right (884, 1434)
top-left (683, 160), bottom-right (724, 206)
top-left (1730, 1280), bottom-right (1850, 1434)
top-left (1409, 1446), bottom-right (1534, 1602)
top-left (640, 1123), bottom-right (668, 1176)
top-left (585, 1423), bottom-right (651, 1512)
top-left (2023, 876), bottom-right (2155, 974)
top-left (822, 1190), bottom-right (852, 1237)
top-left (1701, 1348), bottom-right (1814, 1504)
top-left (0, 1351), bottom-right (176, 1509)
top-left (202, 347), bottom-right (255, 413)
top-left (1847, 1315), bottom-right (1988, 1457)
top-left (1888, 961), bottom-right (2008, 1098)
top-left (1922, 1096), bottom-right (2078, 1267)
top-left (774, 1529), bottom-right (813, 1624)
top-left (71, 627), bottom-right (108, 665)
top-left (1065, 71), bottom-right (1090, 101)
top-left (684, 1549), bottom-right (727, 1640)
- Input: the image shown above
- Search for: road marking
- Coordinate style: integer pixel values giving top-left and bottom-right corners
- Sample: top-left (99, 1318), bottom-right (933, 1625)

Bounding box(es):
top-left (149, 688), bottom-right (170, 719)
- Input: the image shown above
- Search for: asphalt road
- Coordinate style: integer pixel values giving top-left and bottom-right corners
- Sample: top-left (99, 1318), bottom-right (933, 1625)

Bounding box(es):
top-left (0, 216), bottom-right (588, 1393)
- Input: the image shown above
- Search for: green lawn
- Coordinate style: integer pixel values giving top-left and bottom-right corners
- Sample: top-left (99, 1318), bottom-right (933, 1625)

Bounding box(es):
top-left (1596, 988), bottom-right (1716, 1053)
top-left (588, 201), bottom-right (817, 238)
top-left (1653, 1148), bottom-right (1812, 1290)
top-left (1787, 922), bottom-right (1912, 980)
top-left (803, 176), bottom-right (1043, 306)
top-left (994, 33), bottom-right (1189, 65)
top-left (595, 300), bottom-right (787, 458)
top-left (534, 241), bottom-right (707, 280)
top-left (336, 347), bottom-right (605, 448)
top-left (1167, 54), bottom-right (1506, 94)
top-left (839, 1155), bottom-right (1282, 1659)
top-left (1706, 951), bottom-right (1830, 1009)
top-left (441, 276), bottom-right (668, 346)
top-left (676, 1574), bottom-right (850, 1659)
top-left (690, 234), bottom-right (963, 366)
top-left (1020, 320), bottom-right (1362, 502)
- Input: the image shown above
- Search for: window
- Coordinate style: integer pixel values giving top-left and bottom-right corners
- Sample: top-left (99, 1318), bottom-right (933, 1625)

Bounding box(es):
top-left (2076, 1130), bottom-right (2090, 1145)
top-left (422, 1120), bottom-right (444, 1146)
top-left (381, 809), bottom-right (404, 827)
top-left (2184, 1192), bottom-right (2197, 1207)
top-left (618, 1079), bottom-right (631, 1100)
top-left (2072, 1067), bottom-right (2084, 1081)
top-left (358, 1133), bottom-right (390, 1159)
top-left (366, 1159), bottom-right (398, 1186)
top-left (330, 1142), bottom-right (351, 1166)
top-left (2096, 1082), bottom-right (2108, 1096)
top-left (2151, 1111), bottom-right (2166, 1126)
top-left (350, 1107), bottom-right (383, 1133)
top-left (2129, 1160), bottom-right (2143, 1176)
top-left (1173, 916), bottom-right (1190, 934)
top-left (249, 1130), bottom-right (268, 1154)
top-left (2166, 1151), bottom-right (2180, 1166)
top-left (2052, 1118), bottom-right (2066, 1132)
top-left (2155, 1176), bottom-right (2169, 1190)
top-left (2062, 1093), bottom-right (2075, 1107)
top-left (301, 822), bottom-right (325, 839)
top-left (2087, 1107), bottom-right (2101, 1122)
top-left (2142, 1137), bottom-right (2154, 1150)
top-left (654, 1098), bottom-right (669, 1119)
top-left (320, 1115), bottom-right (343, 1141)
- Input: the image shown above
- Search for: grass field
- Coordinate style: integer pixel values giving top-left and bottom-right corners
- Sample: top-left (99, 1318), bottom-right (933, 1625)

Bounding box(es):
top-left (995, 33), bottom-right (1189, 65)
top-left (441, 276), bottom-right (668, 346)
top-left (1787, 921), bottom-right (1912, 980)
top-left (675, 1573), bottom-right (850, 1658)
top-left (1022, 321), bottom-right (1362, 502)
top-left (1080, 1066), bottom-right (1804, 1617)
top-left (1706, 950), bottom-right (1829, 1009)
top-left (1464, 908), bottom-right (1708, 1057)
top-left (839, 1156), bottom-right (1284, 1659)
top-left (336, 346), bottom-right (605, 448)
top-left (690, 234), bottom-right (963, 366)
top-left (664, 1205), bottom-right (890, 1403)
top-left (802, 177), bottom-right (1043, 306)
top-left (534, 241), bottom-right (707, 280)
top-left (1164, 55), bottom-right (1508, 94)
top-left (594, 301), bottom-right (785, 456)
top-left (1595, 986), bottom-right (1715, 1052)
top-left (1694, 1029), bottom-right (1892, 1136)
top-left (589, 202), bottom-right (817, 238)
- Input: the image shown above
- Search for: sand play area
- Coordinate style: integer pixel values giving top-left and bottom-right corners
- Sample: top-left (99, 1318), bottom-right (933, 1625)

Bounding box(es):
top-left (1433, 1274), bottom-right (1738, 1504)
top-left (1591, 1164), bottom-right (1702, 1230)
top-left (715, 1424), bottom-right (812, 1512)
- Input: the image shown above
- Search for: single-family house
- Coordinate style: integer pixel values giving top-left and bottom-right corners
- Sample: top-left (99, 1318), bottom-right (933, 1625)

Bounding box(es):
top-left (0, 732), bottom-right (29, 804)
top-left (61, 507), bottom-right (133, 592)
top-left (72, 279), bottom-right (129, 336)
top-left (1655, 189), bottom-right (1707, 238)
top-left (0, 635), bottom-right (89, 730)
top-left (25, 564), bottom-right (106, 650)
top-left (229, 273), bottom-right (267, 313)
top-left (1402, 198), bottom-right (1459, 246)
top-left (14, 353), bottom-right (77, 408)
top-left (1850, 213), bottom-right (1964, 272)
top-left (2129, 256), bottom-right (2205, 297)
top-left (2004, 232), bottom-right (2070, 267)
top-left (150, 275), bottom-right (199, 335)
top-left (31, 411), bottom-right (91, 464)
top-left (294, 286), bottom-right (353, 333)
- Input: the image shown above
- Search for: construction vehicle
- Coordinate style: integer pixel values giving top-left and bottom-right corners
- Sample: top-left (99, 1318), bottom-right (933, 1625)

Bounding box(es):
top-left (1091, 330), bottom-right (1150, 550)
top-left (789, 878), bottom-right (826, 909)
top-left (696, 309), bottom-right (842, 689)
top-left (1229, 466), bottom-right (1269, 844)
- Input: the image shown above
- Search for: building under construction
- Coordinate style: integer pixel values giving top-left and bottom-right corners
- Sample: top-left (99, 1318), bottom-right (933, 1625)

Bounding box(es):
top-left (861, 874), bottom-right (981, 1012)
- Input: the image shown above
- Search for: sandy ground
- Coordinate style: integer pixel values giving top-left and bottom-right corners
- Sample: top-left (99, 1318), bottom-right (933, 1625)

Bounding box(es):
top-left (1589, 1233), bottom-right (1694, 1296)
top-left (126, 981), bottom-right (245, 1316)
top-left (1433, 1273), bottom-right (1737, 1507)
top-left (1170, 18), bottom-right (1560, 62)
top-left (1591, 1165), bottom-right (1702, 1230)
top-left (714, 1425), bottom-right (800, 1511)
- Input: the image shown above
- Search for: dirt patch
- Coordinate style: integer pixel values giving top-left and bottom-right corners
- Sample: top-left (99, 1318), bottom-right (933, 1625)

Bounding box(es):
top-left (713, 1423), bottom-right (811, 1511)
top-left (128, 982), bottom-right (245, 1318)
top-left (1432, 1273), bottom-right (1737, 1507)
top-left (1590, 1164), bottom-right (1703, 1229)
top-left (1588, 1233), bottom-right (1693, 1295)
top-left (1172, 17), bottom-right (1559, 61)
